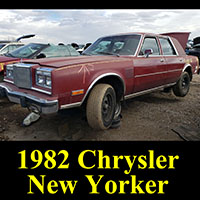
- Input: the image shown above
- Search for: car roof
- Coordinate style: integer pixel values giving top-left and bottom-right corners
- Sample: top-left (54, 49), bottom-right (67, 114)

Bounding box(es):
top-left (100, 32), bottom-right (169, 39)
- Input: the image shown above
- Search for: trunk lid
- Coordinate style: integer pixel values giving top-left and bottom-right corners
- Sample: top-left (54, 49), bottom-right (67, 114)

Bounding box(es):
top-left (161, 32), bottom-right (190, 50)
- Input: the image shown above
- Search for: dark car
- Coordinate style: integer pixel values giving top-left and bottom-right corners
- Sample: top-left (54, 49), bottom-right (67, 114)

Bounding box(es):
top-left (187, 44), bottom-right (200, 65)
top-left (186, 36), bottom-right (200, 74)
top-left (187, 47), bottom-right (200, 74)
top-left (0, 43), bottom-right (80, 73)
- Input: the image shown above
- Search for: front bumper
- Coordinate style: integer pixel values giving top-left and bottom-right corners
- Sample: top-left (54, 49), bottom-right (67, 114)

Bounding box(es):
top-left (0, 83), bottom-right (58, 114)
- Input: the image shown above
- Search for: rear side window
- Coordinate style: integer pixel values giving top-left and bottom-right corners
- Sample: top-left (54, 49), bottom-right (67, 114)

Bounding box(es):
top-left (40, 45), bottom-right (79, 58)
top-left (159, 38), bottom-right (177, 55)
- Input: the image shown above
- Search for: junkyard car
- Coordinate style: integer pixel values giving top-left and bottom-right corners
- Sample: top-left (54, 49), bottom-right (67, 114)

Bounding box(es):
top-left (0, 32), bottom-right (199, 130)
top-left (0, 34), bottom-right (35, 55)
top-left (186, 36), bottom-right (200, 65)
top-left (187, 43), bottom-right (200, 64)
top-left (0, 43), bottom-right (79, 73)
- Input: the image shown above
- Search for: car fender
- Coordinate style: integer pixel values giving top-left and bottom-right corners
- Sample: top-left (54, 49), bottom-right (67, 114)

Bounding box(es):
top-left (81, 72), bottom-right (126, 104)
top-left (182, 63), bottom-right (192, 72)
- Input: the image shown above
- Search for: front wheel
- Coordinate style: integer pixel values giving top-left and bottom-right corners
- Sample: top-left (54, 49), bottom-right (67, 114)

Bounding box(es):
top-left (173, 72), bottom-right (190, 97)
top-left (86, 84), bottom-right (116, 130)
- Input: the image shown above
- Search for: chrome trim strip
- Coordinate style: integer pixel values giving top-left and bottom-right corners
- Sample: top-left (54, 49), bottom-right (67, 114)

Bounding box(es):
top-left (3, 79), bottom-right (14, 84)
top-left (31, 87), bottom-right (52, 95)
top-left (124, 82), bottom-right (176, 100)
top-left (168, 37), bottom-right (179, 56)
top-left (60, 102), bottom-right (81, 109)
top-left (137, 55), bottom-right (164, 58)
top-left (135, 69), bottom-right (182, 78)
top-left (182, 64), bottom-right (191, 72)
top-left (13, 63), bottom-right (35, 68)
top-left (134, 34), bottom-right (143, 56)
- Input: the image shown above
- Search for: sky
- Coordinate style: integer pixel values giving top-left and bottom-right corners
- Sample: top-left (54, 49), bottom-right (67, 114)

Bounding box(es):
top-left (0, 9), bottom-right (200, 45)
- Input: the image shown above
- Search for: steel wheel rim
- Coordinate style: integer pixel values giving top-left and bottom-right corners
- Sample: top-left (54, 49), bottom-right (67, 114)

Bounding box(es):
top-left (182, 75), bottom-right (189, 89)
top-left (102, 94), bottom-right (114, 123)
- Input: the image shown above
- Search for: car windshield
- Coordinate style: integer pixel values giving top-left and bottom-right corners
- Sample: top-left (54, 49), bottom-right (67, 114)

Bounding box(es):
top-left (40, 44), bottom-right (80, 58)
top-left (5, 43), bottom-right (48, 58)
top-left (83, 34), bottom-right (141, 56)
top-left (0, 44), bottom-right (6, 49)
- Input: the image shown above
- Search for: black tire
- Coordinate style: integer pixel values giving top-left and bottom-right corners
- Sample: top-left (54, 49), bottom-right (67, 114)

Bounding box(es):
top-left (113, 101), bottom-right (121, 120)
top-left (110, 102), bottom-right (122, 129)
top-left (173, 72), bottom-right (190, 97)
top-left (86, 84), bottom-right (116, 130)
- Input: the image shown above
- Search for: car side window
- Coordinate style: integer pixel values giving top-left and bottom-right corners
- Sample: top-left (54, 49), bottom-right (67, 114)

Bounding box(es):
top-left (8, 45), bottom-right (18, 51)
top-left (0, 46), bottom-right (9, 54)
top-left (159, 38), bottom-right (177, 55)
top-left (139, 37), bottom-right (160, 56)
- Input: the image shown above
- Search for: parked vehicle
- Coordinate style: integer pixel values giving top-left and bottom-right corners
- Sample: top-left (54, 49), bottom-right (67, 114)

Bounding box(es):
top-left (77, 43), bottom-right (92, 54)
top-left (0, 32), bottom-right (199, 130)
top-left (187, 44), bottom-right (200, 66)
top-left (0, 43), bottom-right (80, 73)
top-left (0, 34), bottom-right (35, 55)
top-left (71, 43), bottom-right (92, 54)
top-left (186, 36), bottom-right (200, 72)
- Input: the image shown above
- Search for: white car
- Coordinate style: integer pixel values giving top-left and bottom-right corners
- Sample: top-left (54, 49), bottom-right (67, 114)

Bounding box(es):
top-left (0, 34), bottom-right (35, 55)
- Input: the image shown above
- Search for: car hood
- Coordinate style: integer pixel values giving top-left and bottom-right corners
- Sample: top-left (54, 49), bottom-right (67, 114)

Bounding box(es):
top-left (0, 56), bottom-right (19, 63)
top-left (23, 55), bottom-right (129, 68)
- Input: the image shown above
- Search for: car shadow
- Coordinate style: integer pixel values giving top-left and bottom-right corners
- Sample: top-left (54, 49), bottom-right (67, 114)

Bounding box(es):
top-left (55, 91), bottom-right (181, 141)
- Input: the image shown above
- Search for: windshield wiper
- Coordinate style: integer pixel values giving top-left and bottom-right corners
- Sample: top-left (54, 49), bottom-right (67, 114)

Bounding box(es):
top-left (98, 52), bottom-right (120, 57)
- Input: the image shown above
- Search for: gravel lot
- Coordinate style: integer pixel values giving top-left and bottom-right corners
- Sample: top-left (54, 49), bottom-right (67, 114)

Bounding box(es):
top-left (0, 75), bottom-right (200, 141)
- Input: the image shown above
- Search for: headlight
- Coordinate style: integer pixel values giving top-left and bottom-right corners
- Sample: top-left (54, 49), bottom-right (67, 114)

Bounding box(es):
top-left (36, 68), bottom-right (53, 89)
top-left (46, 76), bottom-right (52, 87)
top-left (6, 64), bottom-right (14, 79)
top-left (38, 75), bottom-right (45, 85)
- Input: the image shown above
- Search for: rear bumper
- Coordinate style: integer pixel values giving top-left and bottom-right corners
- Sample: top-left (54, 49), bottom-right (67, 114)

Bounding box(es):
top-left (0, 83), bottom-right (58, 114)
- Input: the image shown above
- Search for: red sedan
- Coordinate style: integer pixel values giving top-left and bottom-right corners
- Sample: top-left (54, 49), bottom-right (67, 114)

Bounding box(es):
top-left (0, 32), bottom-right (199, 130)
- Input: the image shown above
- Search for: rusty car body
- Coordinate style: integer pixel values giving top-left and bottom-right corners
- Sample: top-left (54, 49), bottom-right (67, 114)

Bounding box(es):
top-left (0, 32), bottom-right (199, 130)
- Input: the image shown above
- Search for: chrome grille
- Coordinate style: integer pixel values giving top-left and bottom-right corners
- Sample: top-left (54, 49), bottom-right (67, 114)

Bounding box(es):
top-left (13, 63), bottom-right (33, 89)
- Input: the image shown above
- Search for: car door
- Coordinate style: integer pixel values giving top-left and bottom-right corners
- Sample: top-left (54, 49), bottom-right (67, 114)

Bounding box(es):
top-left (133, 36), bottom-right (166, 93)
top-left (158, 37), bottom-right (183, 84)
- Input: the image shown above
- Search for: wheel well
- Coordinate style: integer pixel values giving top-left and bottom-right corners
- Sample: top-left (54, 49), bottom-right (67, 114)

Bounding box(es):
top-left (184, 66), bottom-right (192, 81)
top-left (95, 75), bottom-right (125, 102)
top-left (82, 75), bottom-right (125, 108)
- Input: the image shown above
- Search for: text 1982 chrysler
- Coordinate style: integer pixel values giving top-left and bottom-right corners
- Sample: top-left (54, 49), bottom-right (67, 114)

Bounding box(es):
top-left (0, 32), bottom-right (199, 130)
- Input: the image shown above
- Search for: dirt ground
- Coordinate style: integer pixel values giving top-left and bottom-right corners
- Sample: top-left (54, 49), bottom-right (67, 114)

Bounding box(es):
top-left (0, 75), bottom-right (200, 141)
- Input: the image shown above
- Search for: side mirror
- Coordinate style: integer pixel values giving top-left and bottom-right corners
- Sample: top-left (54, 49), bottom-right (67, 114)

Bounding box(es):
top-left (144, 49), bottom-right (153, 58)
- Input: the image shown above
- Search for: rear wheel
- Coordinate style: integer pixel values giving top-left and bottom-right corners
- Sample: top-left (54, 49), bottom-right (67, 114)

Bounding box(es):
top-left (173, 71), bottom-right (190, 97)
top-left (86, 84), bottom-right (116, 130)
